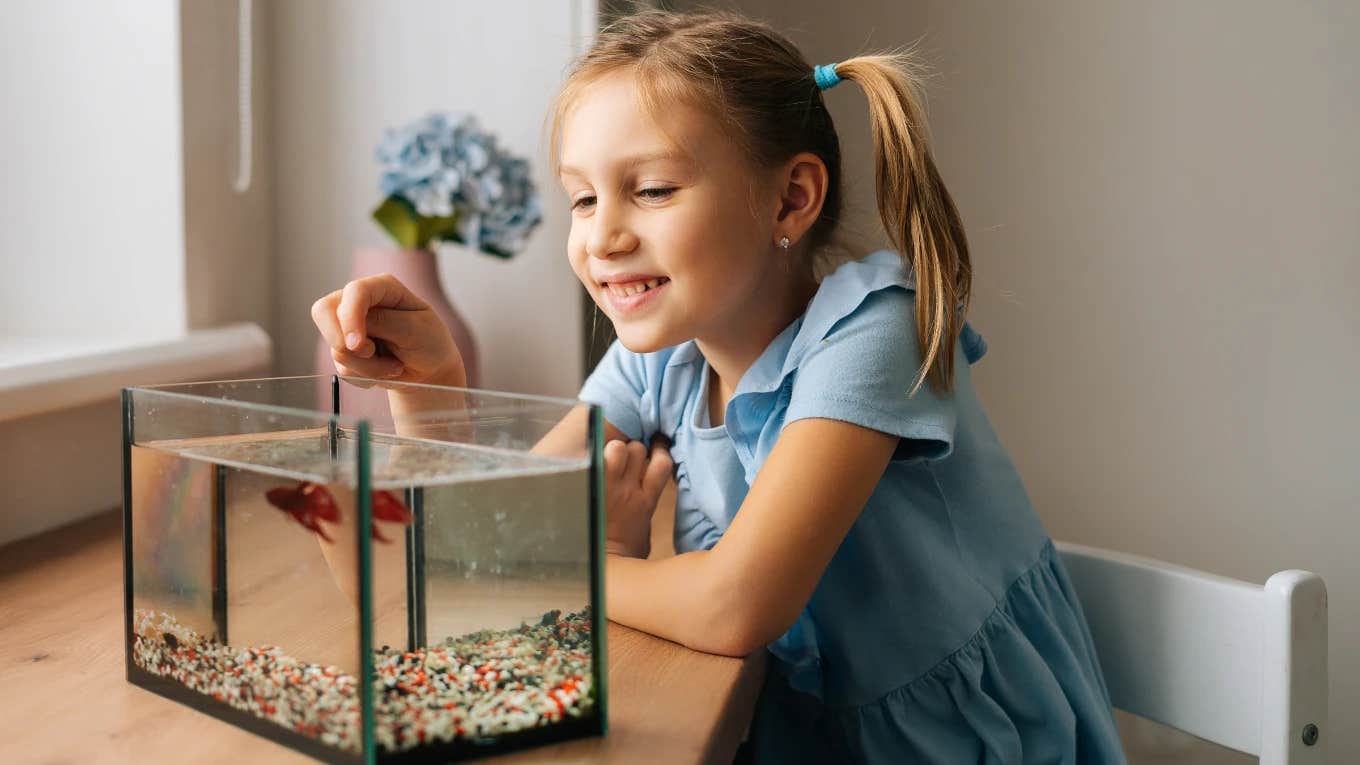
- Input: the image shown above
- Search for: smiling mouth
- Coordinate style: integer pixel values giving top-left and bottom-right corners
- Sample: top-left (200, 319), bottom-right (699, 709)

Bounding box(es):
top-left (604, 277), bottom-right (670, 298)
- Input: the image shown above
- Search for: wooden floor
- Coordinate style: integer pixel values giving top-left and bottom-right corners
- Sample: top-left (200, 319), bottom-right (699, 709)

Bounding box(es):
top-left (0, 477), bottom-right (767, 765)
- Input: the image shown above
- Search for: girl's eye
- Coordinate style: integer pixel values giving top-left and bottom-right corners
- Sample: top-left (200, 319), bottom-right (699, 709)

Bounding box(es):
top-left (571, 188), bottom-right (675, 211)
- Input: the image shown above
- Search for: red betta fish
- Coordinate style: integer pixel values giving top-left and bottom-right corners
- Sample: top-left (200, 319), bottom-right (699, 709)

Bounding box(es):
top-left (370, 490), bottom-right (414, 543)
top-left (265, 481), bottom-right (341, 542)
top-left (265, 483), bottom-right (413, 543)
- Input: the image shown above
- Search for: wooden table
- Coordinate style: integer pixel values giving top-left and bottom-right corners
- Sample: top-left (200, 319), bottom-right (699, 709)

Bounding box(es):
top-left (0, 485), bottom-right (766, 764)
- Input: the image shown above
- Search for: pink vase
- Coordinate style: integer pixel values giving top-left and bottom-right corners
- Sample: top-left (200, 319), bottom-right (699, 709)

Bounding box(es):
top-left (314, 247), bottom-right (479, 416)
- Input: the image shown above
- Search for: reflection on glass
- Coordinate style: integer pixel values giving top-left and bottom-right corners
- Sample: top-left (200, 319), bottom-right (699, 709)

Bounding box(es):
top-left (124, 376), bottom-right (603, 762)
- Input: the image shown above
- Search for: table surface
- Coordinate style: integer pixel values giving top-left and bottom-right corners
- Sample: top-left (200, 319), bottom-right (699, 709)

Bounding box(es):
top-left (0, 484), bottom-right (767, 764)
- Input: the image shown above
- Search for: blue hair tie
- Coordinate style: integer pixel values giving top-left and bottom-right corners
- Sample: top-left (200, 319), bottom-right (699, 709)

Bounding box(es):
top-left (813, 62), bottom-right (841, 91)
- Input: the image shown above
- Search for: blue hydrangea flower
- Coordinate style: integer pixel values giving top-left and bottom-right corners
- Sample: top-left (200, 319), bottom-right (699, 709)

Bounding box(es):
top-left (374, 111), bottom-right (542, 256)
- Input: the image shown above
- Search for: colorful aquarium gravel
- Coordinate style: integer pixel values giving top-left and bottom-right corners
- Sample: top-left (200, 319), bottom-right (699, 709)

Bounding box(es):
top-left (131, 607), bottom-right (595, 754)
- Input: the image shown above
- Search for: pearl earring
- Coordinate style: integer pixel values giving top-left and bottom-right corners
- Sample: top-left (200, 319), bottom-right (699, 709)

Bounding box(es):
top-left (778, 236), bottom-right (791, 250)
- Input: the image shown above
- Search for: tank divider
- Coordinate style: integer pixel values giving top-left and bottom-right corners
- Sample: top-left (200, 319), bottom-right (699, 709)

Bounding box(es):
top-left (411, 487), bottom-right (427, 649)
top-left (405, 487), bottom-right (417, 650)
top-left (329, 374), bottom-right (340, 458)
top-left (213, 464), bottom-right (229, 643)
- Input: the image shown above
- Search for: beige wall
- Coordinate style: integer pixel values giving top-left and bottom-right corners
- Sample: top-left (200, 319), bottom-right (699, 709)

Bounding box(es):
top-left (688, 0), bottom-right (1358, 758)
top-left (0, 0), bottom-right (276, 544)
top-left (0, 0), bottom-right (186, 338)
top-left (181, 0), bottom-right (275, 334)
top-left (267, 0), bottom-right (591, 397)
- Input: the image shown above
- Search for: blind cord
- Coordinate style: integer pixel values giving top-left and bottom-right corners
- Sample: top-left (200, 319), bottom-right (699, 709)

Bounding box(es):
top-left (232, 0), bottom-right (253, 194)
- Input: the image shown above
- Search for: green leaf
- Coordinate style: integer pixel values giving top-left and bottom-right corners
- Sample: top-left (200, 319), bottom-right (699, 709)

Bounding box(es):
top-left (372, 196), bottom-right (420, 248)
top-left (418, 208), bottom-right (462, 250)
top-left (371, 196), bottom-right (460, 250)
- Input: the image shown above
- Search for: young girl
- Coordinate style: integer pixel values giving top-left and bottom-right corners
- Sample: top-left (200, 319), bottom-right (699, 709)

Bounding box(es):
top-left (313, 9), bottom-right (1126, 764)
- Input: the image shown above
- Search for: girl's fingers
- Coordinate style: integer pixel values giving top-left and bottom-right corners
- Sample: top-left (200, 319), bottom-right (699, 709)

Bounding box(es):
top-left (336, 275), bottom-right (429, 352)
top-left (605, 437), bottom-right (673, 503)
top-left (603, 439), bottom-right (629, 482)
top-left (624, 440), bottom-right (648, 484)
top-left (364, 307), bottom-right (432, 353)
top-left (332, 364), bottom-right (379, 390)
top-left (314, 291), bottom-right (376, 357)
top-left (330, 347), bottom-right (404, 380)
top-left (332, 361), bottom-right (378, 388)
top-left (311, 290), bottom-right (345, 350)
top-left (641, 437), bottom-right (673, 499)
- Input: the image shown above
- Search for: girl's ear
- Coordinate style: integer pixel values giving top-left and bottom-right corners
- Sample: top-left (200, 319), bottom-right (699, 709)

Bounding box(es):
top-left (773, 151), bottom-right (829, 246)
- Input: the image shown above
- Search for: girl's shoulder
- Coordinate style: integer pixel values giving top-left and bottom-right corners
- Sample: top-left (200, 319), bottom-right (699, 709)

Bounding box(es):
top-left (768, 251), bottom-right (990, 462)
top-left (783, 249), bottom-right (986, 380)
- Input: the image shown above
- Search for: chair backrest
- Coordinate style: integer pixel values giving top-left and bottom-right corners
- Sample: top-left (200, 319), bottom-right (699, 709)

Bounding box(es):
top-left (1054, 541), bottom-right (1327, 765)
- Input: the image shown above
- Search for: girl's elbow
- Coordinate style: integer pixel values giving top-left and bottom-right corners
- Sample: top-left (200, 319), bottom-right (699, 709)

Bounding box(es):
top-left (675, 590), bottom-right (756, 656)
top-left (692, 568), bottom-right (793, 657)
top-left (699, 618), bottom-right (768, 657)
top-left (727, 615), bottom-right (794, 657)
top-left (684, 619), bottom-right (763, 658)
top-left (728, 629), bottom-right (777, 658)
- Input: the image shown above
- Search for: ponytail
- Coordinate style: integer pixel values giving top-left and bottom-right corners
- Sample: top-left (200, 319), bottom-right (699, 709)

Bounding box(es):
top-left (833, 54), bottom-right (972, 396)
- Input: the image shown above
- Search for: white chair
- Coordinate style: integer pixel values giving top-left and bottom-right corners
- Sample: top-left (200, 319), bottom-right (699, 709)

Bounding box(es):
top-left (1055, 541), bottom-right (1328, 764)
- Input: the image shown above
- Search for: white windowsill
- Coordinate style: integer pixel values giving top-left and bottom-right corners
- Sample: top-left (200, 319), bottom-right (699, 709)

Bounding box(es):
top-left (0, 323), bottom-right (272, 422)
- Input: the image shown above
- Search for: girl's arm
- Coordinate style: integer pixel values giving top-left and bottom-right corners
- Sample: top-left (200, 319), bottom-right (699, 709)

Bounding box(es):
top-left (606, 416), bottom-right (898, 656)
top-left (531, 403), bottom-right (629, 457)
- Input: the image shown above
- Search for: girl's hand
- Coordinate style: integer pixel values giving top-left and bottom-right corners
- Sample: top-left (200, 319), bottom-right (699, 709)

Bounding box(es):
top-left (311, 273), bottom-right (467, 387)
top-left (604, 435), bottom-right (673, 559)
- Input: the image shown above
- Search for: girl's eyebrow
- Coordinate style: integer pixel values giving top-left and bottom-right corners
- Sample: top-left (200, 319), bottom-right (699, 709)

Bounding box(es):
top-left (558, 150), bottom-right (693, 178)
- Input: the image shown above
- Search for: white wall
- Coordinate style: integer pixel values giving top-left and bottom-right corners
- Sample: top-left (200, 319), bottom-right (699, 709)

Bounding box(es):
top-left (181, 0), bottom-right (275, 333)
top-left (1, 0), bottom-right (593, 541)
top-left (690, 0), bottom-right (1358, 758)
top-left (268, 0), bottom-right (593, 398)
top-left (0, 0), bottom-right (276, 545)
top-left (0, 0), bottom-right (186, 341)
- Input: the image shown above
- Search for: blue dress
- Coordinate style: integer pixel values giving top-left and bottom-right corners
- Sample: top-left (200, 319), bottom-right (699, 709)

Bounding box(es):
top-left (579, 250), bottom-right (1127, 764)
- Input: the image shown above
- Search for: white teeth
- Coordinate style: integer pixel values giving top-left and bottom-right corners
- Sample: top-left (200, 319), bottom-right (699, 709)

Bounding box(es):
top-left (607, 277), bottom-right (667, 298)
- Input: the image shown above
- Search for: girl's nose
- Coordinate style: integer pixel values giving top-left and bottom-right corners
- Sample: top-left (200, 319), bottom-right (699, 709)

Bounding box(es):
top-left (585, 204), bottom-right (639, 259)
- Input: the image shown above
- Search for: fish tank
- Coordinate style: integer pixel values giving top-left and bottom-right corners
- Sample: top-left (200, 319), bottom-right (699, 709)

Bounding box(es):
top-left (122, 375), bottom-right (606, 763)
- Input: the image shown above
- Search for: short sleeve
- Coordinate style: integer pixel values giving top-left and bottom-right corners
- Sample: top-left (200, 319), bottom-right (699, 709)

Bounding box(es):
top-left (784, 286), bottom-right (959, 461)
top-left (577, 339), bottom-right (647, 441)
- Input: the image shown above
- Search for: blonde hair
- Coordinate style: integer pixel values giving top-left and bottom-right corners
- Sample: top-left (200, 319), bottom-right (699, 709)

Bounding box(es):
top-left (547, 8), bottom-right (972, 395)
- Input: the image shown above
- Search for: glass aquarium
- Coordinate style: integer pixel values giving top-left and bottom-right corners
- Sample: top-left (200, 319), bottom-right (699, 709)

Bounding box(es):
top-left (122, 375), bottom-right (606, 763)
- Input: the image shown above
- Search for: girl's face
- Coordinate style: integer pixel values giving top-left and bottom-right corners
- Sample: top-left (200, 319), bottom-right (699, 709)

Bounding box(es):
top-left (558, 71), bottom-right (781, 354)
